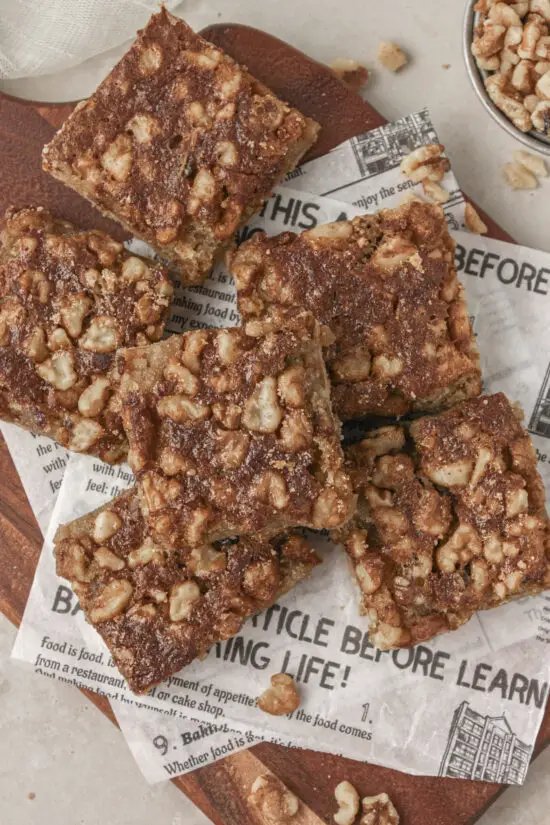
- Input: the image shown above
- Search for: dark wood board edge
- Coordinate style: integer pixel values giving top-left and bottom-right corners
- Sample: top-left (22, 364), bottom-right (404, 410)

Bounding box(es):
top-left (0, 20), bottom-right (544, 825)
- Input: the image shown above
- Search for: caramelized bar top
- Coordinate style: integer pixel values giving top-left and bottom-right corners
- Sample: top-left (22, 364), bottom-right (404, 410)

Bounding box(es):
top-left (43, 9), bottom-right (319, 284)
top-left (230, 200), bottom-right (481, 419)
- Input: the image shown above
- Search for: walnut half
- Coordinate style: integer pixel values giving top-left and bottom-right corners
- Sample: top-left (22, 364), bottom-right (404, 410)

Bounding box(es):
top-left (334, 780), bottom-right (360, 825)
top-left (360, 793), bottom-right (400, 825)
top-left (249, 774), bottom-right (299, 824)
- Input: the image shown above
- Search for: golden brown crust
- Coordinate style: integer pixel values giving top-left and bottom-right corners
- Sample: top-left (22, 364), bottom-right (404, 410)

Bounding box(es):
top-left (55, 489), bottom-right (320, 693)
top-left (230, 200), bottom-right (482, 420)
top-left (42, 10), bottom-right (319, 285)
top-left (117, 318), bottom-right (355, 548)
top-left (334, 394), bottom-right (550, 649)
top-left (0, 206), bottom-right (173, 462)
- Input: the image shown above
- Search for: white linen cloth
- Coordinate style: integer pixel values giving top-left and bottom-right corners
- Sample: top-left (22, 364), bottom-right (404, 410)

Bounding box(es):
top-left (0, 0), bottom-right (181, 79)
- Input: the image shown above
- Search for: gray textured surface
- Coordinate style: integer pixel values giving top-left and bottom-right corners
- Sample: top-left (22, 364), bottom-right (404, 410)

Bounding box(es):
top-left (0, 617), bottom-right (209, 825)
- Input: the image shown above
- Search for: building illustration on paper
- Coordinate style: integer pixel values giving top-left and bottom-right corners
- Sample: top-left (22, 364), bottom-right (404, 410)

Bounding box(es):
top-left (528, 361), bottom-right (550, 439)
top-left (439, 701), bottom-right (532, 784)
top-left (351, 109), bottom-right (438, 179)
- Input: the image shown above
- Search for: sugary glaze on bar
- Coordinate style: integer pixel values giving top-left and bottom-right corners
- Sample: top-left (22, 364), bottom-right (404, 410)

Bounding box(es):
top-left (43, 9), bottom-right (319, 284)
top-left (55, 489), bottom-right (320, 693)
top-left (0, 206), bottom-right (172, 461)
top-left (118, 317), bottom-right (355, 548)
top-left (335, 394), bottom-right (550, 649)
top-left (230, 200), bottom-right (481, 419)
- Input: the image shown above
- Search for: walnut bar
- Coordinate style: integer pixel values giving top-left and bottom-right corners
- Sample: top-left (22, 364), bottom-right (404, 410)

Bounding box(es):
top-left (0, 206), bottom-right (173, 462)
top-left (55, 489), bottom-right (320, 693)
top-left (335, 394), bottom-right (550, 649)
top-left (118, 316), bottom-right (355, 548)
top-left (230, 200), bottom-right (482, 419)
top-left (42, 10), bottom-right (319, 285)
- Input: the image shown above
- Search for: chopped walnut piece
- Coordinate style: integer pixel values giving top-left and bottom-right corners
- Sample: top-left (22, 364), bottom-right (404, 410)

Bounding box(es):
top-left (94, 547), bottom-right (125, 571)
top-left (334, 780), bottom-right (360, 825)
top-left (42, 9), bottom-right (319, 285)
top-left (489, 2), bottom-right (522, 26)
top-left (360, 793), bottom-right (400, 825)
top-left (169, 581), bottom-right (200, 621)
top-left (502, 161), bottom-right (538, 187)
top-left (230, 200), bottom-right (481, 420)
top-left (0, 206), bottom-right (172, 463)
top-left (258, 673), bottom-right (300, 715)
top-left (93, 510), bottom-right (122, 543)
top-left (473, 20), bottom-right (507, 59)
top-left (422, 180), bottom-right (450, 203)
top-left (511, 58), bottom-right (538, 93)
top-left (330, 58), bottom-right (369, 89)
top-left (334, 394), bottom-right (550, 651)
top-left (513, 148), bottom-right (549, 176)
top-left (119, 322), bottom-right (354, 548)
top-left (532, 0), bottom-right (550, 22)
top-left (485, 73), bottom-right (533, 131)
top-left (464, 203), bottom-right (488, 234)
top-left (55, 490), bottom-right (320, 693)
top-left (531, 98), bottom-right (550, 131)
top-left (249, 774), bottom-right (299, 823)
top-left (377, 41), bottom-right (408, 71)
top-left (89, 580), bottom-right (133, 623)
top-left (400, 144), bottom-right (450, 182)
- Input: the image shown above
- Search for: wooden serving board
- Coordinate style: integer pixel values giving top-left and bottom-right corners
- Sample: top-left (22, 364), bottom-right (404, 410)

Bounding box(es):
top-left (0, 22), bottom-right (547, 825)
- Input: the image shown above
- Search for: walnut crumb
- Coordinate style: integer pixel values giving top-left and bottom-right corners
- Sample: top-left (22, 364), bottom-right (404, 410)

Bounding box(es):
top-left (502, 161), bottom-right (538, 189)
top-left (400, 144), bottom-right (450, 183)
top-left (513, 149), bottom-right (548, 179)
top-left (258, 672), bottom-right (300, 715)
top-left (377, 41), bottom-right (408, 72)
top-left (28, 793), bottom-right (36, 801)
top-left (422, 180), bottom-right (450, 203)
top-left (464, 203), bottom-right (488, 235)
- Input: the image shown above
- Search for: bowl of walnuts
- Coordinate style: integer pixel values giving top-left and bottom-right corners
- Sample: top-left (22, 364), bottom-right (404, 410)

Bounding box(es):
top-left (464, 0), bottom-right (550, 155)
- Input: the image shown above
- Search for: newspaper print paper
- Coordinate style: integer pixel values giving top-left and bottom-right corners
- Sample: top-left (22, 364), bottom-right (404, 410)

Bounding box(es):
top-left (10, 110), bottom-right (550, 785)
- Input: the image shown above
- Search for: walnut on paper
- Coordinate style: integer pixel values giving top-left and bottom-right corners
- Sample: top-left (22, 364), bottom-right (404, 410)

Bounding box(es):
top-left (258, 673), bottom-right (300, 715)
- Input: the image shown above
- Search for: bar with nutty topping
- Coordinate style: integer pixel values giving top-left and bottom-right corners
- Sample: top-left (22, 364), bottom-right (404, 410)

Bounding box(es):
top-left (42, 9), bottom-right (319, 285)
top-left (55, 489), bottom-right (320, 693)
top-left (117, 315), bottom-right (355, 548)
top-left (230, 200), bottom-right (481, 420)
top-left (0, 206), bottom-right (173, 462)
top-left (334, 394), bottom-right (550, 649)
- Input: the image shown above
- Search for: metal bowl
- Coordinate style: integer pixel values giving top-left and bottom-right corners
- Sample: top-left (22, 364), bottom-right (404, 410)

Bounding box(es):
top-left (463, 0), bottom-right (550, 156)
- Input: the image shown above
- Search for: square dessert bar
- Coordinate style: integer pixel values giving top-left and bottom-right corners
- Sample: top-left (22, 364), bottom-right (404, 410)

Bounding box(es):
top-left (55, 489), bottom-right (320, 693)
top-left (42, 9), bottom-right (319, 285)
top-left (0, 206), bottom-right (173, 462)
top-left (335, 393), bottom-right (550, 649)
top-left (117, 316), bottom-right (355, 548)
top-left (230, 200), bottom-right (482, 419)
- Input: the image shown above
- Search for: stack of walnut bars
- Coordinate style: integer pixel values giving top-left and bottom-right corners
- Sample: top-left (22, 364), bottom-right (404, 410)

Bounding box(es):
top-left (1, 9), bottom-right (549, 699)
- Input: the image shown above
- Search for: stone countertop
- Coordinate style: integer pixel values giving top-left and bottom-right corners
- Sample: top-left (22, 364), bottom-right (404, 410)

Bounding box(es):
top-left (1, 1), bottom-right (549, 823)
